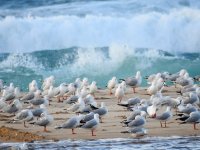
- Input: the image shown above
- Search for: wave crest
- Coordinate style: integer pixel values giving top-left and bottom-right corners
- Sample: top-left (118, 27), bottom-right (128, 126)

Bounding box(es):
top-left (0, 8), bottom-right (200, 53)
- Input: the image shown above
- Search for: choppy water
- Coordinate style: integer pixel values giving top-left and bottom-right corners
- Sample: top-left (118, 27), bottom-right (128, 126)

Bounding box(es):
top-left (0, 48), bottom-right (199, 90)
top-left (0, 0), bottom-right (200, 90)
top-left (1, 137), bottom-right (200, 150)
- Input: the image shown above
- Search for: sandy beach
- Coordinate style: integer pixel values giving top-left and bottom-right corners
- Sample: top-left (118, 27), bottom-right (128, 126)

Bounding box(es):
top-left (0, 86), bottom-right (199, 142)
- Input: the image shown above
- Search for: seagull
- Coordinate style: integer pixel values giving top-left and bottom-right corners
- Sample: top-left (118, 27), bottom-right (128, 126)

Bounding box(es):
top-left (54, 83), bottom-right (68, 102)
top-left (15, 109), bottom-right (34, 127)
top-left (31, 104), bottom-right (47, 119)
top-left (156, 106), bottom-right (172, 128)
top-left (64, 95), bottom-right (79, 104)
top-left (81, 112), bottom-right (95, 122)
top-left (14, 87), bottom-right (21, 99)
top-left (67, 97), bottom-right (85, 113)
top-left (92, 102), bottom-right (108, 123)
top-left (122, 110), bottom-right (146, 124)
top-left (122, 127), bottom-right (148, 138)
top-left (180, 111), bottom-right (200, 130)
top-left (107, 76), bottom-right (118, 95)
top-left (81, 77), bottom-right (89, 88)
top-left (120, 81), bottom-right (127, 93)
top-left (55, 115), bottom-right (84, 134)
top-left (80, 86), bottom-right (88, 99)
top-left (42, 76), bottom-right (55, 91)
top-left (20, 92), bottom-right (35, 101)
top-left (63, 83), bottom-right (76, 98)
top-left (84, 94), bottom-right (97, 107)
top-left (178, 104), bottom-right (197, 115)
top-left (3, 99), bottom-right (22, 115)
top-left (89, 81), bottom-right (97, 97)
top-left (21, 90), bottom-right (42, 102)
top-left (127, 115), bottom-right (146, 128)
top-left (47, 86), bottom-right (55, 98)
top-left (147, 81), bottom-right (158, 95)
top-left (183, 92), bottom-right (199, 105)
top-left (30, 96), bottom-right (49, 107)
top-left (118, 97), bottom-right (141, 108)
top-left (115, 84), bottom-right (124, 103)
top-left (81, 113), bottom-right (100, 136)
top-left (34, 112), bottom-right (54, 132)
top-left (29, 80), bottom-right (38, 92)
top-left (123, 71), bottom-right (142, 93)
top-left (175, 73), bottom-right (194, 87)
top-left (147, 103), bottom-right (157, 118)
top-left (74, 78), bottom-right (82, 89)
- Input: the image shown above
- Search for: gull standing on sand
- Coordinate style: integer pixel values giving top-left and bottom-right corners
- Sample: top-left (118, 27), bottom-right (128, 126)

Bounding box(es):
top-left (84, 94), bottom-right (97, 106)
top-left (2, 90), bottom-right (15, 102)
top-left (121, 127), bottom-right (148, 138)
top-left (55, 115), bottom-right (84, 134)
top-left (146, 73), bottom-right (161, 85)
top-left (129, 127), bottom-right (148, 138)
top-left (54, 83), bottom-right (68, 102)
top-left (147, 103), bottom-right (157, 118)
top-left (42, 76), bottom-right (55, 91)
top-left (20, 90), bottom-right (42, 104)
top-left (80, 86), bottom-right (88, 98)
top-left (120, 81), bottom-right (127, 93)
top-left (89, 81), bottom-right (97, 97)
top-left (118, 97), bottom-right (141, 108)
top-left (34, 112), bottom-right (54, 132)
top-left (147, 81), bottom-right (158, 95)
top-left (2, 87), bottom-right (21, 102)
top-left (30, 96), bottom-right (49, 107)
top-left (63, 83), bottom-right (76, 98)
top-left (32, 104), bottom-right (48, 118)
top-left (64, 95), bottom-right (79, 104)
top-left (180, 111), bottom-right (200, 130)
top-left (81, 112), bottom-right (95, 122)
top-left (14, 87), bottom-right (21, 99)
top-left (107, 76), bottom-right (118, 95)
top-left (74, 78), bottom-right (81, 89)
top-left (122, 110), bottom-right (146, 124)
top-left (175, 72), bottom-right (194, 87)
top-left (115, 84), bottom-right (124, 103)
top-left (81, 113), bottom-right (100, 136)
top-left (178, 104), bottom-right (197, 115)
top-left (47, 86), bottom-right (55, 99)
top-left (93, 102), bottom-right (108, 123)
top-left (123, 71), bottom-right (142, 93)
top-left (156, 106), bottom-right (172, 128)
top-left (81, 77), bottom-right (89, 88)
top-left (29, 80), bottom-right (38, 93)
top-left (7, 83), bottom-right (15, 93)
top-left (126, 115), bottom-right (146, 128)
top-left (183, 92), bottom-right (199, 105)
top-left (15, 109), bottom-right (33, 127)
top-left (20, 91), bottom-right (36, 101)
top-left (67, 97), bottom-right (85, 113)
top-left (3, 99), bottom-right (22, 115)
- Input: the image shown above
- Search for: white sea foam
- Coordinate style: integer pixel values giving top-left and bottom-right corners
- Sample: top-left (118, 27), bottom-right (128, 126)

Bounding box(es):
top-left (0, 8), bottom-right (200, 53)
top-left (0, 53), bottom-right (44, 70)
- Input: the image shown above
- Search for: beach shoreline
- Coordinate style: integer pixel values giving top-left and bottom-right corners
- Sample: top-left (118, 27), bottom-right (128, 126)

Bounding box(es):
top-left (0, 86), bottom-right (199, 142)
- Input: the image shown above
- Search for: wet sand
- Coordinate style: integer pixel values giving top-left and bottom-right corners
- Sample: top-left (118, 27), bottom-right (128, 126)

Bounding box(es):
top-left (0, 86), bottom-right (199, 142)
